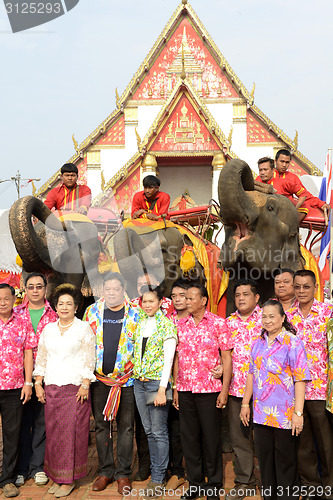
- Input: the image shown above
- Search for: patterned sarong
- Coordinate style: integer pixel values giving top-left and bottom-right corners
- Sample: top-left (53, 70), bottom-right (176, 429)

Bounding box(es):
top-left (44, 384), bottom-right (91, 484)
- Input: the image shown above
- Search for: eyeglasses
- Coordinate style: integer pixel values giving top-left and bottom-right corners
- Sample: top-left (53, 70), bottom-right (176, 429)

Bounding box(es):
top-left (26, 285), bottom-right (45, 291)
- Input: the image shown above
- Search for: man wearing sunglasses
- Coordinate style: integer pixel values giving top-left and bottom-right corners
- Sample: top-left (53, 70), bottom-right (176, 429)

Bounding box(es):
top-left (14, 273), bottom-right (57, 488)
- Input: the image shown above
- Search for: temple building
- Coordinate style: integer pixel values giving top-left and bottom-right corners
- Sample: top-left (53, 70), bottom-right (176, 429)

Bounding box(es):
top-left (37, 0), bottom-right (321, 217)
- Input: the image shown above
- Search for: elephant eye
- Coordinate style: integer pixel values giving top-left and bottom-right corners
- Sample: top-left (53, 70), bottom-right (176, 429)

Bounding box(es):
top-left (267, 206), bottom-right (274, 211)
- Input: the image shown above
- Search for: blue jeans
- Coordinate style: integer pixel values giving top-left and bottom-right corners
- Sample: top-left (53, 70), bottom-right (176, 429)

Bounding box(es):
top-left (134, 379), bottom-right (170, 483)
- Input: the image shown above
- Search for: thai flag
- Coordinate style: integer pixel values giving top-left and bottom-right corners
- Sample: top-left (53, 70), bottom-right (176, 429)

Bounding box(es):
top-left (318, 149), bottom-right (332, 280)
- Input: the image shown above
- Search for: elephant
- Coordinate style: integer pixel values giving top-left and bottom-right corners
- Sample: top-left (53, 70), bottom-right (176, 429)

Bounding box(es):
top-left (113, 222), bottom-right (204, 299)
top-left (9, 196), bottom-right (103, 303)
top-left (218, 159), bottom-right (304, 314)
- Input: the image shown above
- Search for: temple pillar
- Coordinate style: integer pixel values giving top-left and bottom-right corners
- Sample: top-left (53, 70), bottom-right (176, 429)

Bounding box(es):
top-left (211, 152), bottom-right (226, 202)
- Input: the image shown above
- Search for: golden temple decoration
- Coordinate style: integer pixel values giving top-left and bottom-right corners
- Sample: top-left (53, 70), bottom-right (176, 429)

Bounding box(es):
top-left (182, 0), bottom-right (188, 5)
top-left (212, 152), bottom-right (226, 170)
top-left (293, 130), bottom-right (299, 151)
top-left (249, 82), bottom-right (255, 105)
top-left (101, 170), bottom-right (106, 191)
top-left (31, 180), bottom-right (37, 196)
top-left (72, 134), bottom-right (79, 152)
top-left (142, 153), bottom-right (158, 173)
top-left (227, 125), bottom-right (233, 150)
top-left (181, 43), bottom-right (186, 80)
top-left (115, 88), bottom-right (120, 108)
top-left (135, 127), bottom-right (142, 152)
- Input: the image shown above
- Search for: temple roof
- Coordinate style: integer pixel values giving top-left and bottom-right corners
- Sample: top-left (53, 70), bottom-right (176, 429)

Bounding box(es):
top-left (37, 0), bottom-right (321, 198)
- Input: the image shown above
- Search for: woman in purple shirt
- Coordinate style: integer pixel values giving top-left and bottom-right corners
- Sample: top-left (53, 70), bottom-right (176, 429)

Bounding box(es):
top-left (240, 300), bottom-right (310, 500)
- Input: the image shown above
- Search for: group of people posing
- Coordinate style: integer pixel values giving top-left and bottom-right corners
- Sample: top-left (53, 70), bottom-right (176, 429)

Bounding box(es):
top-left (0, 267), bottom-right (333, 500)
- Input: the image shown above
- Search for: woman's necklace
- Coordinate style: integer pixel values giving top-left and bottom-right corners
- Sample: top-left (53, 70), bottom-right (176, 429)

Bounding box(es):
top-left (58, 317), bottom-right (75, 334)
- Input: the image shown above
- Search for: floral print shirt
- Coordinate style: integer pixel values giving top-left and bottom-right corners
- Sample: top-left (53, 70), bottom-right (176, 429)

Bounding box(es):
top-left (14, 300), bottom-right (58, 364)
top-left (83, 298), bottom-right (140, 386)
top-left (176, 310), bottom-right (232, 393)
top-left (226, 305), bottom-right (262, 398)
top-left (249, 329), bottom-right (310, 429)
top-left (326, 318), bottom-right (333, 413)
top-left (0, 310), bottom-right (37, 390)
top-left (287, 299), bottom-right (332, 400)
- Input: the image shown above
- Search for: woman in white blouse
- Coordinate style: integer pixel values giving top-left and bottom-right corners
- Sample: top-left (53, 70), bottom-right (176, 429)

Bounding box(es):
top-left (34, 284), bottom-right (95, 498)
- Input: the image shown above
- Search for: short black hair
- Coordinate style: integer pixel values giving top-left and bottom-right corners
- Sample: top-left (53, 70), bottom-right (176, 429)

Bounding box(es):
top-left (61, 163), bottom-right (78, 175)
top-left (24, 272), bottom-right (47, 287)
top-left (258, 157), bottom-right (274, 169)
top-left (143, 175), bottom-right (160, 188)
top-left (171, 278), bottom-right (191, 293)
top-left (103, 272), bottom-right (125, 289)
top-left (0, 283), bottom-right (15, 296)
top-left (274, 268), bottom-right (295, 280)
top-left (51, 283), bottom-right (82, 309)
top-left (275, 149), bottom-right (292, 161)
top-left (140, 285), bottom-right (164, 302)
top-left (294, 269), bottom-right (316, 284)
top-left (188, 282), bottom-right (209, 302)
top-left (233, 278), bottom-right (259, 296)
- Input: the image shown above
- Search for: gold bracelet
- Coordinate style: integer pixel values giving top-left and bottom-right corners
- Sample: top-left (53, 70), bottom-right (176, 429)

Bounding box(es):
top-left (34, 380), bottom-right (43, 386)
top-left (241, 404), bottom-right (250, 407)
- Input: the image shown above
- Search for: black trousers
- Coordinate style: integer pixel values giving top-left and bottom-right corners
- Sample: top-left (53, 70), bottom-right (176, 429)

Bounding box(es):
top-left (0, 389), bottom-right (24, 487)
top-left (16, 390), bottom-right (46, 477)
top-left (228, 396), bottom-right (255, 485)
top-left (254, 424), bottom-right (300, 500)
top-left (91, 382), bottom-right (135, 479)
top-left (298, 400), bottom-right (333, 489)
top-left (168, 404), bottom-right (185, 478)
top-left (179, 391), bottom-right (222, 491)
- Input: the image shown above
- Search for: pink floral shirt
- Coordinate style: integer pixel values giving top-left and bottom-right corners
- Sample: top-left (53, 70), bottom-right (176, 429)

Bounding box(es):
top-left (0, 310), bottom-right (38, 390)
top-left (176, 311), bottom-right (232, 393)
top-left (226, 305), bottom-right (262, 398)
top-left (14, 300), bottom-right (58, 364)
top-left (287, 299), bottom-right (332, 400)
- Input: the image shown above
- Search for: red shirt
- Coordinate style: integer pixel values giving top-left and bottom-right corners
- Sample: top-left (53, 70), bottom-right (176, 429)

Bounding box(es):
top-left (45, 183), bottom-right (92, 212)
top-left (131, 191), bottom-right (170, 218)
top-left (256, 171), bottom-right (324, 210)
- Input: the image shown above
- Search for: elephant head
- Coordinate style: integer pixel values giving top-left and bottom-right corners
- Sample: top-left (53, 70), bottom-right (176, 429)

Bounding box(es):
top-left (9, 196), bottom-right (102, 298)
top-left (113, 224), bottom-right (203, 298)
top-left (218, 160), bottom-right (304, 307)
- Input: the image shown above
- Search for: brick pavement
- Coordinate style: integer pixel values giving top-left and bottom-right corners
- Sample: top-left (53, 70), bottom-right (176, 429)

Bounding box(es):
top-left (0, 420), bottom-right (261, 500)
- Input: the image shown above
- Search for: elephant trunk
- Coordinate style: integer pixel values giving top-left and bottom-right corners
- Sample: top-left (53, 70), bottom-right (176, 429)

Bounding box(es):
top-left (218, 159), bottom-right (259, 227)
top-left (9, 195), bottom-right (67, 273)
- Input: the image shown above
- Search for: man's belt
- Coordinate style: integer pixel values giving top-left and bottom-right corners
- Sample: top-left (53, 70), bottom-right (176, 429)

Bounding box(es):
top-left (138, 377), bottom-right (150, 382)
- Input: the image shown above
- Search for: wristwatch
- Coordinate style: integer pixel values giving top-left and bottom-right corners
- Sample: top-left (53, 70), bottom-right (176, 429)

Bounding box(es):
top-left (24, 382), bottom-right (33, 387)
top-left (294, 411), bottom-right (303, 417)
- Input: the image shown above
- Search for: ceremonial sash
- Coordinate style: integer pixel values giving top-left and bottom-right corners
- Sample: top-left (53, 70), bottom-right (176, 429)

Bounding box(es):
top-left (95, 361), bottom-right (133, 421)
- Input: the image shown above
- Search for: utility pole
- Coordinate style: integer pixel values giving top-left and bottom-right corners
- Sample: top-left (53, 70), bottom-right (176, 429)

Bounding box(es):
top-left (0, 170), bottom-right (40, 199)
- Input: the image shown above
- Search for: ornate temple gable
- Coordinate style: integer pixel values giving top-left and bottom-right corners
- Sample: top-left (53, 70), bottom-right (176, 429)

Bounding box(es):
top-left (92, 115), bottom-right (125, 148)
top-left (247, 111), bottom-right (276, 144)
top-left (138, 79), bottom-right (232, 156)
top-left (288, 159), bottom-right (309, 176)
top-left (150, 96), bottom-right (220, 153)
top-left (102, 167), bottom-right (141, 213)
top-left (131, 20), bottom-right (238, 102)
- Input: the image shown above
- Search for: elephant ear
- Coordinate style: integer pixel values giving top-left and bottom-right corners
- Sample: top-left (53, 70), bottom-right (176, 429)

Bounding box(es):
top-left (280, 232), bottom-right (304, 271)
top-left (113, 228), bottom-right (146, 298)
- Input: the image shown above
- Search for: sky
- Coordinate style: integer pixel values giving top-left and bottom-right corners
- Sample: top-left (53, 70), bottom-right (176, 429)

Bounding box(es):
top-left (0, 0), bottom-right (332, 209)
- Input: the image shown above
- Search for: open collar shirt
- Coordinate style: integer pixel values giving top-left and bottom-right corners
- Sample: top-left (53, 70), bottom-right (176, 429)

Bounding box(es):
top-left (176, 310), bottom-right (232, 393)
top-left (14, 300), bottom-right (58, 363)
top-left (287, 299), bottom-right (332, 400)
top-left (0, 310), bottom-right (38, 390)
top-left (249, 329), bottom-right (310, 429)
top-left (226, 305), bottom-right (262, 398)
